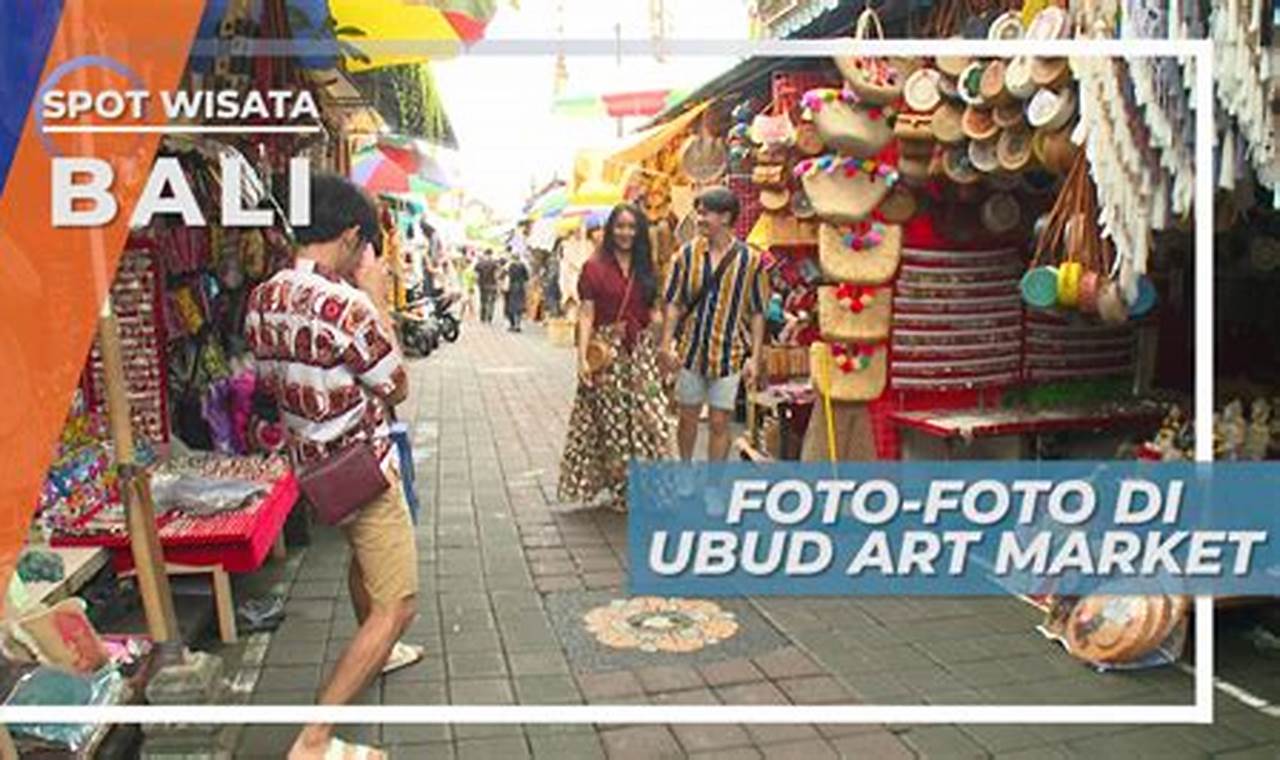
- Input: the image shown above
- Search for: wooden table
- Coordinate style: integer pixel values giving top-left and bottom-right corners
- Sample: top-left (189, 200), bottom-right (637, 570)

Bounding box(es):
top-left (889, 404), bottom-right (1166, 460)
top-left (51, 474), bottom-right (298, 644)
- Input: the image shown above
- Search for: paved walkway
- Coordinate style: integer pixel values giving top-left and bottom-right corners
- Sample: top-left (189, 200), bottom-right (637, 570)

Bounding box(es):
top-left (222, 321), bottom-right (1280, 759)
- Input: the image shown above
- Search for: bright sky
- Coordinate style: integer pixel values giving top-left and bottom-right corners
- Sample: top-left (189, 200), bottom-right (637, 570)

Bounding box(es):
top-left (432, 0), bottom-right (749, 219)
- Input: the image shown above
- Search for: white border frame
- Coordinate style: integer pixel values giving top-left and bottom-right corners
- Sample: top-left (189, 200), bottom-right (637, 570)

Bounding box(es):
top-left (1, 37), bottom-right (1214, 725)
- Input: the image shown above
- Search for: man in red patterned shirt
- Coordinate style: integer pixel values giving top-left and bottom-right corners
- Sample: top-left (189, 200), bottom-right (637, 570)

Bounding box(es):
top-left (245, 174), bottom-right (417, 760)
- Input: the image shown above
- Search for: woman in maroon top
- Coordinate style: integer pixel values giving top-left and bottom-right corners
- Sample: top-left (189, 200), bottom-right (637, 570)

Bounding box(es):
top-left (559, 203), bottom-right (674, 511)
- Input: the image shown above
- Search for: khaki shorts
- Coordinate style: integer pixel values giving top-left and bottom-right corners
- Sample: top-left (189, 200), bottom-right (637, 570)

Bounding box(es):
top-left (342, 471), bottom-right (419, 606)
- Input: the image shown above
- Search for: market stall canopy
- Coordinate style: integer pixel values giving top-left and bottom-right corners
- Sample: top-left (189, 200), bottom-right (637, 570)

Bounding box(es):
top-left (528, 217), bottom-right (561, 251)
top-left (526, 186), bottom-right (570, 220)
top-left (554, 89), bottom-right (692, 118)
top-left (584, 101), bottom-right (711, 187)
top-left (352, 148), bottom-right (447, 195)
top-left (376, 135), bottom-right (456, 188)
top-left (650, 0), bottom-right (910, 126)
top-left (329, 0), bottom-right (493, 69)
top-left (192, 1), bottom-right (498, 72)
top-left (306, 68), bottom-right (386, 134)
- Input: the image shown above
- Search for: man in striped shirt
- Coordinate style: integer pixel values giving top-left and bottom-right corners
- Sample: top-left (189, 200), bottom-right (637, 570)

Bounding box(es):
top-left (245, 174), bottom-right (418, 760)
top-left (660, 186), bottom-right (770, 461)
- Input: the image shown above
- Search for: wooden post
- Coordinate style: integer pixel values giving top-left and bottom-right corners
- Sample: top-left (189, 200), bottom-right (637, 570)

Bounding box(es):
top-left (0, 724), bottom-right (16, 760)
top-left (99, 309), bottom-right (178, 642)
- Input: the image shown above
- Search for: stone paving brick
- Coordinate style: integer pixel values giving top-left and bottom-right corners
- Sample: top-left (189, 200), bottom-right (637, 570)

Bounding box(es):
top-left (758, 739), bottom-right (840, 759)
top-left (449, 678), bottom-right (515, 705)
top-left (650, 687), bottom-right (720, 705)
top-left (828, 730), bottom-right (919, 759)
top-left (1213, 745), bottom-right (1280, 760)
top-left (388, 742), bottom-right (457, 759)
top-left (383, 724), bottom-right (452, 745)
top-left (716, 681), bottom-right (790, 705)
top-left (699, 658), bottom-right (766, 687)
top-left (582, 570), bottom-right (626, 590)
top-left (752, 647), bottom-right (825, 680)
top-left (633, 665), bottom-right (706, 694)
top-left (514, 674), bottom-right (583, 704)
top-left (383, 679), bottom-right (447, 705)
top-left (670, 723), bottom-right (754, 753)
top-left (236, 724), bottom-right (298, 756)
top-left (456, 736), bottom-right (531, 760)
top-left (689, 748), bottom-right (763, 759)
top-left (447, 651), bottom-right (509, 679)
top-left (599, 726), bottom-right (683, 759)
top-left (266, 639), bottom-right (324, 667)
top-left (528, 732), bottom-right (606, 759)
top-left (900, 725), bottom-right (993, 758)
top-left (534, 574), bottom-right (584, 593)
top-left (576, 670), bottom-right (645, 701)
top-left (742, 723), bottom-right (824, 746)
top-left (508, 650), bottom-right (572, 676)
top-left (254, 664), bottom-right (323, 694)
top-left (776, 675), bottom-right (857, 705)
top-left (249, 688), bottom-right (313, 705)
top-left (957, 724), bottom-right (1051, 754)
top-left (453, 723), bottom-right (526, 741)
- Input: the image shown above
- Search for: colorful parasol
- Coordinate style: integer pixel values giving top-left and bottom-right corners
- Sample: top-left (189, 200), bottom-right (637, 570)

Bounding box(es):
top-left (554, 89), bottom-right (691, 118)
top-left (526, 188), bottom-right (569, 220)
top-left (375, 138), bottom-right (455, 187)
top-left (328, 0), bottom-right (497, 71)
top-left (351, 149), bottom-right (448, 195)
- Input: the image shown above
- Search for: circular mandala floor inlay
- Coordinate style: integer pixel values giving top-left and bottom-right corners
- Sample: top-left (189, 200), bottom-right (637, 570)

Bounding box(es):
top-left (582, 597), bottom-right (740, 653)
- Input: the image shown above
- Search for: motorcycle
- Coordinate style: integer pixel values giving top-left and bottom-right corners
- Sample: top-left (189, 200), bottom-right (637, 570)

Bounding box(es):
top-left (432, 291), bottom-right (461, 343)
top-left (395, 283), bottom-right (439, 357)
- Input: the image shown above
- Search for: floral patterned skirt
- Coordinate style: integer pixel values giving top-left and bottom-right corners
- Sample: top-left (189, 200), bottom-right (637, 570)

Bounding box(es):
top-left (558, 326), bottom-right (674, 511)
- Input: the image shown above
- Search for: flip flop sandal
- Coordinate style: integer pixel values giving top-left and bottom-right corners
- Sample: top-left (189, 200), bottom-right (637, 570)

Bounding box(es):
top-left (324, 737), bottom-right (386, 760)
top-left (237, 595), bottom-right (286, 633)
top-left (381, 641), bottom-right (424, 676)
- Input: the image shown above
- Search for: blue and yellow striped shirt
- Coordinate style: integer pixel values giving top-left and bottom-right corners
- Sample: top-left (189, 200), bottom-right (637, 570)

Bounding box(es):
top-left (664, 238), bottom-right (770, 379)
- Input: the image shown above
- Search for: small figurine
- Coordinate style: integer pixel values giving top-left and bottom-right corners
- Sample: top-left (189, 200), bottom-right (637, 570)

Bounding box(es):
top-left (1245, 398), bottom-right (1272, 460)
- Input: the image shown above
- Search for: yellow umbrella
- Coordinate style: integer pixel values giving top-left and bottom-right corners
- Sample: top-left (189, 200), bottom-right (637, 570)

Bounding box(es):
top-left (330, 0), bottom-right (478, 71)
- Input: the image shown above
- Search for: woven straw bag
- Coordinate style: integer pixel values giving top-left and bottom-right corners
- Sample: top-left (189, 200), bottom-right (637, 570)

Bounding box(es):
top-left (833, 9), bottom-right (903, 106)
top-left (818, 284), bottom-right (892, 342)
top-left (803, 88), bottom-right (893, 158)
top-left (809, 341), bottom-right (888, 402)
top-left (818, 222), bottom-right (901, 284)
top-left (794, 155), bottom-right (900, 224)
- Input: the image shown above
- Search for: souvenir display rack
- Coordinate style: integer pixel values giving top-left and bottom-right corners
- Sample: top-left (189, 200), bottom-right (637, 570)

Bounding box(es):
top-left (81, 244), bottom-right (170, 449)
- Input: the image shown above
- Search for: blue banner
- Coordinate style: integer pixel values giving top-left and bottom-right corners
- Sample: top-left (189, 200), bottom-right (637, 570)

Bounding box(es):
top-left (627, 461), bottom-right (1280, 597)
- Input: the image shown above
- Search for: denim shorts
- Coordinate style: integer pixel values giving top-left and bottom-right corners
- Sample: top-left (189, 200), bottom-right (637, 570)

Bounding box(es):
top-left (675, 369), bottom-right (741, 411)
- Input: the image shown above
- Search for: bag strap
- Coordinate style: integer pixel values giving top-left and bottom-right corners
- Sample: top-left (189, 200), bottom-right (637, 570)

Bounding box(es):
top-left (677, 239), bottom-right (740, 335)
top-left (855, 8), bottom-right (886, 40)
top-left (613, 263), bottom-right (636, 324)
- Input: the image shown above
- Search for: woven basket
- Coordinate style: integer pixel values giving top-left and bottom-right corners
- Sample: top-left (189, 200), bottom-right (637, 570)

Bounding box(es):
top-left (546, 317), bottom-right (575, 347)
top-left (833, 9), bottom-right (903, 106)
top-left (818, 221), bottom-right (901, 284)
top-left (763, 345), bottom-right (810, 379)
top-left (810, 341), bottom-right (888, 402)
top-left (803, 89), bottom-right (892, 158)
top-left (818, 284), bottom-right (892, 342)
top-left (795, 156), bottom-right (899, 224)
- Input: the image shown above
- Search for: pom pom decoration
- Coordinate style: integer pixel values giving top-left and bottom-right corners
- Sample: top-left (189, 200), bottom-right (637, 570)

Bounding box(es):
top-left (835, 283), bottom-right (875, 314)
top-left (829, 342), bottom-right (878, 373)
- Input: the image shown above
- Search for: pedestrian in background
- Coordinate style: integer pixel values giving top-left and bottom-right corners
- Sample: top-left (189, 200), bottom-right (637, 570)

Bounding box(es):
top-left (559, 203), bottom-right (673, 512)
top-left (459, 256), bottom-right (478, 321)
top-left (504, 255), bottom-right (530, 332)
top-left (474, 250), bottom-right (499, 324)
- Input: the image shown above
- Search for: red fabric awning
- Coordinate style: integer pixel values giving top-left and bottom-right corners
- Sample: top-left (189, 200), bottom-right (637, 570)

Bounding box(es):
top-left (601, 90), bottom-right (674, 118)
